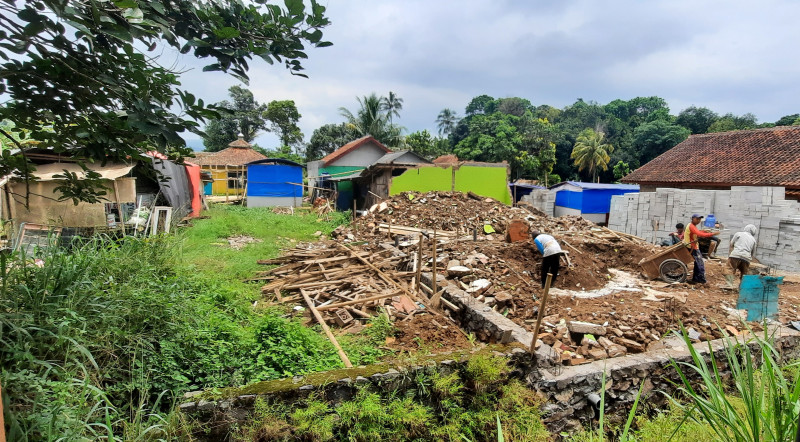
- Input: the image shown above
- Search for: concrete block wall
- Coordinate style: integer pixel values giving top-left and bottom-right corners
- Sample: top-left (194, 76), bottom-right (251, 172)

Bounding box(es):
top-left (609, 186), bottom-right (800, 272)
top-left (520, 189), bottom-right (555, 216)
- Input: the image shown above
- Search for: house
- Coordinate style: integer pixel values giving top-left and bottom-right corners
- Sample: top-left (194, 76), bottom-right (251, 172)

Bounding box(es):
top-left (354, 150), bottom-right (432, 208)
top-left (307, 136), bottom-right (392, 210)
top-left (509, 179), bottom-right (546, 204)
top-left (192, 134), bottom-right (267, 196)
top-left (246, 158), bottom-right (305, 208)
top-left (621, 126), bottom-right (800, 200)
top-left (550, 181), bottom-right (639, 224)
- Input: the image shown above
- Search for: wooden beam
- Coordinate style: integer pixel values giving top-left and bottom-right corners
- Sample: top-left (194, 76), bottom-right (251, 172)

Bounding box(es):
top-left (530, 273), bottom-right (553, 356)
top-left (316, 291), bottom-right (400, 311)
top-left (301, 289), bottom-right (352, 368)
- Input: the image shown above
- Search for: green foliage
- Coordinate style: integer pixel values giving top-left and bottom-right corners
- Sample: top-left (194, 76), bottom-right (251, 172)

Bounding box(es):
top-left (707, 113), bottom-right (759, 133)
top-left (233, 366), bottom-right (548, 442)
top-left (464, 355), bottom-right (507, 393)
top-left (632, 120), bottom-right (690, 166)
top-left (436, 108), bottom-right (460, 136)
top-left (676, 106), bottom-right (720, 134)
top-left (613, 160), bottom-right (631, 181)
top-left (0, 0), bottom-right (331, 199)
top-left (406, 129), bottom-right (451, 159)
top-left (306, 123), bottom-right (357, 161)
top-left (203, 86), bottom-right (269, 152)
top-left (571, 128), bottom-right (614, 183)
top-left (1, 206), bottom-right (351, 439)
top-left (381, 91), bottom-right (404, 124)
top-left (264, 100), bottom-right (304, 149)
top-left (774, 114), bottom-right (800, 127)
top-left (339, 93), bottom-right (404, 147)
top-left (667, 324), bottom-right (800, 442)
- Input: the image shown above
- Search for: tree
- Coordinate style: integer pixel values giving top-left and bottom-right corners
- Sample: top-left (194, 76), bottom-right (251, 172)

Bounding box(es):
top-left (306, 123), bottom-right (354, 161)
top-left (632, 120), bottom-right (690, 165)
top-left (676, 106), bottom-right (719, 134)
top-left (465, 95), bottom-right (497, 116)
top-left (775, 114), bottom-right (800, 126)
top-left (497, 97), bottom-right (532, 117)
top-left (264, 100), bottom-right (304, 151)
top-left (0, 0), bottom-right (330, 200)
top-left (339, 93), bottom-right (403, 147)
top-left (380, 91), bottom-right (404, 124)
top-left (435, 108), bottom-right (459, 136)
top-left (405, 130), bottom-right (450, 159)
top-left (203, 86), bottom-right (268, 152)
top-left (708, 113), bottom-right (758, 133)
top-left (613, 161), bottom-right (631, 181)
top-left (571, 129), bottom-right (614, 183)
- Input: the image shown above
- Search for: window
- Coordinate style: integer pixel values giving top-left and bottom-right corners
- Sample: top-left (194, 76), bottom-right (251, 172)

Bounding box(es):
top-left (227, 171), bottom-right (245, 189)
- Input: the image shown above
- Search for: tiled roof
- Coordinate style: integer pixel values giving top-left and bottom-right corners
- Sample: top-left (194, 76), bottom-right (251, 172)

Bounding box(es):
top-left (621, 126), bottom-right (800, 189)
top-left (228, 135), bottom-right (251, 148)
top-left (192, 146), bottom-right (266, 167)
top-left (433, 154), bottom-right (459, 164)
top-left (321, 136), bottom-right (390, 166)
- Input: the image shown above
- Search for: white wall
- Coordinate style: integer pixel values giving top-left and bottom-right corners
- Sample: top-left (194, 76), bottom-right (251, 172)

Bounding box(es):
top-left (330, 141), bottom-right (387, 167)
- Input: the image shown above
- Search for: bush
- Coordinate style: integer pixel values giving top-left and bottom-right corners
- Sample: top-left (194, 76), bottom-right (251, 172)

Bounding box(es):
top-left (0, 235), bottom-right (345, 440)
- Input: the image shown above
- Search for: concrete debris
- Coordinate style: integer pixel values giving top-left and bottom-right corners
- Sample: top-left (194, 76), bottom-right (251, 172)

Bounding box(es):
top-left (567, 321), bottom-right (606, 336)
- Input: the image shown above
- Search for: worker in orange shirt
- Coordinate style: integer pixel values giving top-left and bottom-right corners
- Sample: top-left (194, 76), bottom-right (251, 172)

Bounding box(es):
top-left (684, 214), bottom-right (718, 284)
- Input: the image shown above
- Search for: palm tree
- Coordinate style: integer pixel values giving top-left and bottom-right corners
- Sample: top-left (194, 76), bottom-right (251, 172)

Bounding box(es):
top-left (570, 128), bottom-right (614, 183)
top-left (436, 108), bottom-right (459, 136)
top-left (381, 91), bottom-right (403, 124)
top-left (339, 93), bottom-right (403, 146)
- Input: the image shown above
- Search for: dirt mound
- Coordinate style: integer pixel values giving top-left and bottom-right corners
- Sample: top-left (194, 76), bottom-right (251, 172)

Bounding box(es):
top-left (389, 315), bottom-right (472, 352)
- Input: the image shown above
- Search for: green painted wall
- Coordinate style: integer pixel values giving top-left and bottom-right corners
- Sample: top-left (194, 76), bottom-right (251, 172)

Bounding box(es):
top-left (389, 167), bottom-right (453, 194)
top-left (455, 166), bottom-right (511, 205)
top-left (389, 165), bottom-right (511, 205)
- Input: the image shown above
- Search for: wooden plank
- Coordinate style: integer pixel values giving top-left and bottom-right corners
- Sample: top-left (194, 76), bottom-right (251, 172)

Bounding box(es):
top-left (316, 291), bottom-right (401, 311)
top-left (432, 230), bottom-right (439, 308)
top-left (301, 289), bottom-right (352, 368)
top-left (561, 239), bottom-right (583, 255)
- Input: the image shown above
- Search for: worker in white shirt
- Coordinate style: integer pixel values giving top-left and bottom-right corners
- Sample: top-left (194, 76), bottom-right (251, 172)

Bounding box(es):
top-left (531, 231), bottom-right (564, 288)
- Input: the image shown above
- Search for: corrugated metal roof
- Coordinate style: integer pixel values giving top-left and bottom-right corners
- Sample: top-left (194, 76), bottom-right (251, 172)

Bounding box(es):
top-left (30, 162), bottom-right (134, 181)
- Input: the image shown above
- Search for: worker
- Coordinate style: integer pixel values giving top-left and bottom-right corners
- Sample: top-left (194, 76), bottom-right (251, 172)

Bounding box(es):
top-left (706, 220), bottom-right (723, 259)
top-left (726, 224), bottom-right (758, 282)
top-left (662, 223), bottom-right (685, 246)
top-left (684, 214), bottom-right (718, 284)
top-left (530, 231), bottom-right (564, 288)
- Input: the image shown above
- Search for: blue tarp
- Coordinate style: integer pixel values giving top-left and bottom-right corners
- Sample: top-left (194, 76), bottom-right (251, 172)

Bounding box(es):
top-left (246, 163), bottom-right (303, 198)
top-left (553, 184), bottom-right (639, 214)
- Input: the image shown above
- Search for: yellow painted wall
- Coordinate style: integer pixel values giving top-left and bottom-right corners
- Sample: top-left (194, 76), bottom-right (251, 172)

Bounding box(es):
top-left (204, 167), bottom-right (245, 195)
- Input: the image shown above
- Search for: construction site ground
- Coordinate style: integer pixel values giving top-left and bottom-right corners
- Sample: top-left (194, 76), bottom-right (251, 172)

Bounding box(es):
top-left (257, 191), bottom-right (800, 365)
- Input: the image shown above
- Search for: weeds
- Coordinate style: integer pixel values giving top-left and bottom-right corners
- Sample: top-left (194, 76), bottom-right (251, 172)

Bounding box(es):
top-left (1, 206), bottom-right (350, 440)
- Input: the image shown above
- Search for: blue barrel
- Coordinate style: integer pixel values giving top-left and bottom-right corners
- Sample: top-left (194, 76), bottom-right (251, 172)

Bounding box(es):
top-left (737, 275), bottom-right (783, 321)
top-left (704, 214), bottom-right (716, 228)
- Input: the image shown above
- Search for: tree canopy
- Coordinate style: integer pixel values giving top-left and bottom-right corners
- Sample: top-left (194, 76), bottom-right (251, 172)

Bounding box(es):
top-left (264, 100), bottom-right (304, 151)
top-left (571, 128), bottom-right (614, 183)
top-left (0, 0), bottom-right (330, 197)
top-left (339, 93), bottom-right (403, 147)
top-left (203, 86), bottom-right (268, 152)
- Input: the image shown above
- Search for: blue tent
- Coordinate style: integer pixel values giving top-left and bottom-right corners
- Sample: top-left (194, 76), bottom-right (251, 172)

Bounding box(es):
top-left (551, 181), bottom-right (639, 224)
top-left (246, 158), bottom-right (305, 207)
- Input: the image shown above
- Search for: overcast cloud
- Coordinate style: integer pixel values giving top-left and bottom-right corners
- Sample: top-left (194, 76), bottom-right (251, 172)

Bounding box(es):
top-left (170, 0), bottom-right (800, 149)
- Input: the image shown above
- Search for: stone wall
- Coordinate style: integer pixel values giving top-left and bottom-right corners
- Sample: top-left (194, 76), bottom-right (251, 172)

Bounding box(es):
top-left (608, 186), bottom-right (800, 271)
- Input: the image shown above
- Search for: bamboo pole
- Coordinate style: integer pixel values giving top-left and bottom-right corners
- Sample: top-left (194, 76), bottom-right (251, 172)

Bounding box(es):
top-left (338, 244), bottom-right (443, 316)
top-left (530, 273), bottom-right (553, 355)
top-left (431, 230), bottom-right (439, 307)
top-left (316, 291), bottom-right (401, 311)
top-left (415, 234), bottom-right (424, 291)
top-left (301, 289), bottom-right (352, 368)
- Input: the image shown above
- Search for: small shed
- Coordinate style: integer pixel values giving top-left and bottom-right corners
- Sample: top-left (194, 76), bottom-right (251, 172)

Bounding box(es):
top-left (551, 181), bottom-right (639, 224)
top-left (246, 158), bottom-right (305, 208)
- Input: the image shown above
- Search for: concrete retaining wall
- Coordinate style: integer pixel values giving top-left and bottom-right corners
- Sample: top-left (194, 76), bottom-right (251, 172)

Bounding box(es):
top-left (609, 186), bottom-right (800, 271)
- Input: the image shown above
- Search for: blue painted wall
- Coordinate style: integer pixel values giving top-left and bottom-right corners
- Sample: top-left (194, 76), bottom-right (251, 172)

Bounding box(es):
top-left (555, 188), bottom-right (638, 214)
top-left (246, 164), bottom-right (303, 198)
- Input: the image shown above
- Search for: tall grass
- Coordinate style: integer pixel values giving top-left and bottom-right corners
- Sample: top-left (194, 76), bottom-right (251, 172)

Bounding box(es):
top-left (668, 324), bottom-right (800, 441)
top-left (0, 229), bottom-right (346, 440)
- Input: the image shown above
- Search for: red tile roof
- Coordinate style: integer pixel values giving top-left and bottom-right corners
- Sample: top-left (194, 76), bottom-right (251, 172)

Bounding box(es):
top-left (192, 146), bottom-right (266, 167)
top-left (621, 126), bottom-right (800, 190)
top-left (228, 136), bottom-right (251, 148)
top-left (321, 136), bottom-right (390, 166)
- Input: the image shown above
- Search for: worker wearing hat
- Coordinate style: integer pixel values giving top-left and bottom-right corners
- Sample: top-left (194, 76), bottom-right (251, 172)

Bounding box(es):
top-left (684, 214), bottom-right (718, 284)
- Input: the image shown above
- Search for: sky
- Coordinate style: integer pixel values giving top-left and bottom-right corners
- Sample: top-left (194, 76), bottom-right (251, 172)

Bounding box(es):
top-left (171, 0), bottom-right (800, 151)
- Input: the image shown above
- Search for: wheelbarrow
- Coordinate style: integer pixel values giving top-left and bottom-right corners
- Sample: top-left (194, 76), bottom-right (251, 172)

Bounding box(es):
top-left (638, 242), bottom-right (694, 283)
